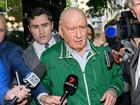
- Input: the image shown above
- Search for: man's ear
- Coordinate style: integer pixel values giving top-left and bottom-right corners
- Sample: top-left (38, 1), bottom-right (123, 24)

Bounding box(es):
top-left (130, 9), bottom-right (137, 18)
top-left (59, 25), bottom-right (64, 38)
top-left (28, 25), bottom-right (31, 33)
top-left (51, 22), bottom-right (53, 30)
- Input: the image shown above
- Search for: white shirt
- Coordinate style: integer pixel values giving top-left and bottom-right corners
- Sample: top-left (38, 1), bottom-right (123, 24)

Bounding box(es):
top-left (35, 36), bottom-right (56, 104)
top-left (135, 53), bottom-right (140, 89)
top-left (33, 36), bottom-right (56, 59)
top-left (65, 40), bottom-right (90, 72)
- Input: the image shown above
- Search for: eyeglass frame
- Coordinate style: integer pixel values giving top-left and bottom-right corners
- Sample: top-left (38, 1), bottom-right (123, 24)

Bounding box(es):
top-left (0, 29), bottom-right (6, 33)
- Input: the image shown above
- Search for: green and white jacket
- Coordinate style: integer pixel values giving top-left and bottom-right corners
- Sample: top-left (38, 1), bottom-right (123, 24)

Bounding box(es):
top-left (41, 40), bottom-right (124, 105)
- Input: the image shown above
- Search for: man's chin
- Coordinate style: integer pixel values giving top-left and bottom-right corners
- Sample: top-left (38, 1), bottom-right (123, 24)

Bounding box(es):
top-left (38, 41), bottom-right (48, 44)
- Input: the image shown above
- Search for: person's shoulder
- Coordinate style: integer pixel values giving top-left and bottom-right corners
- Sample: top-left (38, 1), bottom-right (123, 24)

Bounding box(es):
top-left (45, 41), bottom-right (62, 54)
top-left (41, 41), bottom-right (62, 59)
top-left (97, 45), bottom-right (111, 51)
top-left (53, 34), bottom-right (62, 42)
top-left (89, 40), bottom-right (111, 53)
top-left (96, 46), bottom-right (111, 58)
top-left (6, 41), bottom-right (21, 48)
top-left (3, 41), bottom-right (22, 51)
top-left (23, 44), bottom-right (34, 53)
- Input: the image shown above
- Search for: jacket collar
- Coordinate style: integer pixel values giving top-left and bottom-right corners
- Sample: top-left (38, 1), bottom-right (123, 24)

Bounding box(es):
top-left (59, 40), bottom-right (100, 59)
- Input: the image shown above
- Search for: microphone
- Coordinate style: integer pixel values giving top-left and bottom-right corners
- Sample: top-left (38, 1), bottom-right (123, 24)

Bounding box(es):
top-left (10, 72), bottom-right (40, 105)
top-left (23, 72), bottom-right (40, 88)
top-left (15, 71), bottom-right (21, 85)
top-left (59, 74), bottom-right (78, 105)
top-left (121, 40), bottom-right (135, 62)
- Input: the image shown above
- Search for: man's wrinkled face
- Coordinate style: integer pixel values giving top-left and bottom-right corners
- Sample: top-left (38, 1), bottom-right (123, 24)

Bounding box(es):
top-left (28, 14), bottom-right (53, 44)
top-left (59, 11), bottom-right (88, 52)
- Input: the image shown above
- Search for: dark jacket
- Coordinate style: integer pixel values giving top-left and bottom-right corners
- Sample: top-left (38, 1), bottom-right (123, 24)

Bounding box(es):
top-left (130, 44), bottom-right (140, 105)
top-left (0, 58), bottom-right (9, 105)
top-left (0, 40), bottom-right (47, 104)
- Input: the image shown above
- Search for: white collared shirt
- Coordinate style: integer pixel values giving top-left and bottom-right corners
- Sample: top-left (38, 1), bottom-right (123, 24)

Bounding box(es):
top-left (33, 36), bottom-right (56, 59)
top-left (135, 53), bottom-right (140, 89)
top-left (65, 40), bottom-right (91, 72)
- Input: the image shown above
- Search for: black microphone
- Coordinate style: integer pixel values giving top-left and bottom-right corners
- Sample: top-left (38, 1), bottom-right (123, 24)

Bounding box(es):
top-left (10, 72), bottom-right (40, 105)
top-left (59, 74), bottom-right (78, 105)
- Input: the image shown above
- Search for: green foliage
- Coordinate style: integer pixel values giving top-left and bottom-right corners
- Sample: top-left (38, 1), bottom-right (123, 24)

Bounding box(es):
top-left (0, 0), bottom-right (6, 2)
top-left (0, 2), bottom-right (6, 12)
top-left (7, 0), bottom-right (23, 22)
top-left (86, 0), bottom-right (108, 16)
top-left (0, 0), bottom-right (6, 13)
top-left (66, 0), bottom-right (72, 7)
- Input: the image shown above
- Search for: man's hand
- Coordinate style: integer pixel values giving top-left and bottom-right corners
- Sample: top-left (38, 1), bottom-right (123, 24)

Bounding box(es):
top-left (100, 89), bottom-right (117, 105)
top-left (93, 39), bottom-right (108, 47)
top-left (40, 95), bottom-right (67, 105)
top-left (4, 85), bottom-right (30, 104)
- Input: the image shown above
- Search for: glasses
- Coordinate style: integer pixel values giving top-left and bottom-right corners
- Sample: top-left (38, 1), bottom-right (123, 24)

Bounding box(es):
top-left (0, 29), bottom-right (6, 33)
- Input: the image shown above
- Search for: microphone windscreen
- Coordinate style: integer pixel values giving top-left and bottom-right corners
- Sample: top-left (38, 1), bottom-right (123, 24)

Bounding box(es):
top-left (64, 74), bottom-right (78, 95)
top-left (105, 26), bottom-right (117, 38)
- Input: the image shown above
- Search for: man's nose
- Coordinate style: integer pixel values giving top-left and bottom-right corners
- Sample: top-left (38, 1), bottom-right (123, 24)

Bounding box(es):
top-left (76, 28), bottom-right (82, 38)
top-left (39, 26), bottom-right (45, 33)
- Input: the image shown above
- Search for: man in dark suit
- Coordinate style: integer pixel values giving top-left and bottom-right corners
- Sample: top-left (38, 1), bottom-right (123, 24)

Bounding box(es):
top-left (125, 0), bottom-right (140, 105)
top-left (0, 14), bottom-right (63, 104)
top-left (23, 7), bottom-right (61, 78)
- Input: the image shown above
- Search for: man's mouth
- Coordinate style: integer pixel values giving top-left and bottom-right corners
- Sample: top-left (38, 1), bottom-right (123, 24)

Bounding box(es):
top-left (75, 39), bottom-right (82, 42)
top-left (40, 35), bottom-right (46, 39)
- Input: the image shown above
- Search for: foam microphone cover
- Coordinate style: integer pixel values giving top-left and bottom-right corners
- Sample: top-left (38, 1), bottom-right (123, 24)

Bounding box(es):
top-left (64, 74), bottom-right (78, 95)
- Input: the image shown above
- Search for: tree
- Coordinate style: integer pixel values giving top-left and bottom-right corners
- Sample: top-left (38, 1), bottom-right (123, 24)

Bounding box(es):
top-left (7, 0), bottom-right (23, 22)
top-left (86, 0), bottom-right (108, 16)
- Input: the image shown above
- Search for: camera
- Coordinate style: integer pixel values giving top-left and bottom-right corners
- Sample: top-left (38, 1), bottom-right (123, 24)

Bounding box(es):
top-left (118, 11), bottom-right (140, 39)
top-left (104, 11), bottom-right (137, 67)
top-left (105, 11), bottom-right (140, 51)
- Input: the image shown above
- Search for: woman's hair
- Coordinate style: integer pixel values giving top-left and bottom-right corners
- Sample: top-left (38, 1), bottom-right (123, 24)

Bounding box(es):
top-left (87, 24), bottom-right (95, 41)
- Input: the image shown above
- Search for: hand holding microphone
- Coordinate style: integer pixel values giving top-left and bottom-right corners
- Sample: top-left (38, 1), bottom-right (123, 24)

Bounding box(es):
top-left (39, 74), bottom-right (78, 105)
top-left (59, 74), bottom-right (78, 105)
top-left (4, 85), bottom-right (30, 105)
top-left (4, 72), bottom-right (40, 105)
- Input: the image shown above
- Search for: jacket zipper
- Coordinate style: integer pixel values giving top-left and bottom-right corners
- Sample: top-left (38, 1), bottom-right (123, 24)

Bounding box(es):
top-left (81, 52), bottom-right (95, 105)
top-left (83, 72), bottom-right (91, 105)
top-left (61, 48), bottom-right (96, 105)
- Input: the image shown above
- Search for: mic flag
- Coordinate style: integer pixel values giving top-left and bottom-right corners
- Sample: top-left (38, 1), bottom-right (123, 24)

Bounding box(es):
top-left (23, 72), bottom-right (40, 88)
top-left (10, 72), bottom-right (40, 105)
top-left (59, 74), bottom-right (78, 105)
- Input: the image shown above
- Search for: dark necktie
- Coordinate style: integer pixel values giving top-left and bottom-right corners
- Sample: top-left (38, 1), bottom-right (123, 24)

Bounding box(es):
top-left (45, 43), bottom-right (49, 49)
